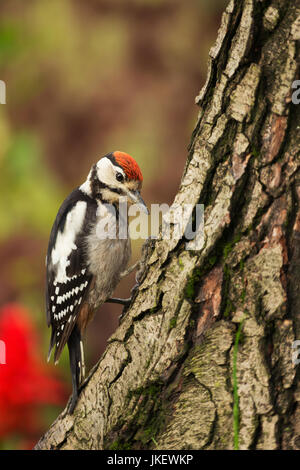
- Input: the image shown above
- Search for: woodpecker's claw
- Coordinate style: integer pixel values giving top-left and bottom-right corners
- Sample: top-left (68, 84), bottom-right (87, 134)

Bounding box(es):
top-left (106, 297), bottom-right (131, 307)
top-left (107, 279), bottom-right (141, 324)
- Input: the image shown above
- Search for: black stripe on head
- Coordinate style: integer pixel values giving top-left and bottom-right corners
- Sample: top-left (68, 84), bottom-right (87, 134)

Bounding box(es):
top-left (90, 164), bottom-right (108, 201)
top-left (90, 164), bottom-right (101, 199)
top-left (91, 161), bottom-right (124, 201)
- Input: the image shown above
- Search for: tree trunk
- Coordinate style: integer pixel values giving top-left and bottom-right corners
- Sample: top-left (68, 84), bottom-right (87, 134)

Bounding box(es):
top-left (35, 0), bottom-right (300, 450)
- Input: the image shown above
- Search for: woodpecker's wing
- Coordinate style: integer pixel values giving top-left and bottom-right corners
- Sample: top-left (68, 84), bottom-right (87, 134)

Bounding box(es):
top-left (46, 188), bottom-right (97, 363)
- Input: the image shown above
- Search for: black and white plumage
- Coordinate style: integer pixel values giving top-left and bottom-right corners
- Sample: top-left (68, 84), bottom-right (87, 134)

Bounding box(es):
top-left (46, 151), bottom-right (148, 413)
top-left (46, 190), bottom-right (95, 363)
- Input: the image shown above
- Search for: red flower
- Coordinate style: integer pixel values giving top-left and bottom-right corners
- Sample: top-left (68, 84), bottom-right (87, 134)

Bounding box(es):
top-left (0, 303), bottom-right (68, 441)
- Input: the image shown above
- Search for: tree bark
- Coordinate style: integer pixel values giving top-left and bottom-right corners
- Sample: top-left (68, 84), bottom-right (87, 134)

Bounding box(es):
top-left (35, 0), bottom-right (300, 450)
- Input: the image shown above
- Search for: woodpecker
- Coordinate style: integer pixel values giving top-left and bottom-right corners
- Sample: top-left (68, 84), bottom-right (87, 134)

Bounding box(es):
top-left (46, 151), bottom-right (148, 413)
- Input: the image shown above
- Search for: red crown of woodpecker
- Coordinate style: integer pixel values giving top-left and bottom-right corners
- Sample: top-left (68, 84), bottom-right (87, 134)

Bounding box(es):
top-left (113, 151), bottom-right (143, 182)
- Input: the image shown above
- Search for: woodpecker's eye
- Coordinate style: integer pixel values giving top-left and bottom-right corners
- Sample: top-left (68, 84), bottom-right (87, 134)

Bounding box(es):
top-left (116, 172), bottom-right (124, 182)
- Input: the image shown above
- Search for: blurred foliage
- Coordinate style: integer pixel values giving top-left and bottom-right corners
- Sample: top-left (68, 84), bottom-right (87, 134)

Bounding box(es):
top-left (0, 0), bottom-right (227, 448)
top-left (0, 131), bottom-right (63, 239)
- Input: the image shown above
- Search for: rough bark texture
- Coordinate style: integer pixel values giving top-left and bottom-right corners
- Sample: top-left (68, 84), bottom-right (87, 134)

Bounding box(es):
top-left (36, 0), bottom-right (300, 450)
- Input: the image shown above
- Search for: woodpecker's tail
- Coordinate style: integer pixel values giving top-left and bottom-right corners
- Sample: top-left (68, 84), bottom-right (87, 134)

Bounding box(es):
top-left (67, 324), bottom-right (85, 414)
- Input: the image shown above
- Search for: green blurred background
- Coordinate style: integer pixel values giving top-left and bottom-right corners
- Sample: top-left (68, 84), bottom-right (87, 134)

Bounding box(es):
top-left (0, 0), bottom-right (227, 448)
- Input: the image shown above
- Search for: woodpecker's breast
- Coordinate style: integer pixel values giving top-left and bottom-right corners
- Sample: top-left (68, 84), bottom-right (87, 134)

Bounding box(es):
top-left (86, 204), bottom-right (131, 309)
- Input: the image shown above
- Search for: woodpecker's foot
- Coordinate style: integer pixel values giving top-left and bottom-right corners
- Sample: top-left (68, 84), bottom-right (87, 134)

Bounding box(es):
top-left (106, 297), bottom-right (132, 324)
top-left (106, 297), bottom-right (131, 307)
top-left (107, 281), bottom-right (141, 324)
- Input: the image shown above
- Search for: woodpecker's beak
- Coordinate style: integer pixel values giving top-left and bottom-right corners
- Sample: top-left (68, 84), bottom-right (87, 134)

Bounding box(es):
top-left (128, 190), bottom-right (149, 215)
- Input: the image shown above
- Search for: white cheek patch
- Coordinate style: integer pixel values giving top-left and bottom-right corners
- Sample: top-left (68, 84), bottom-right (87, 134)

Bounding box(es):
top-left (51, 201), bottom-right (87, 283)
top-left (96, 157), bottom-right (125, 186)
